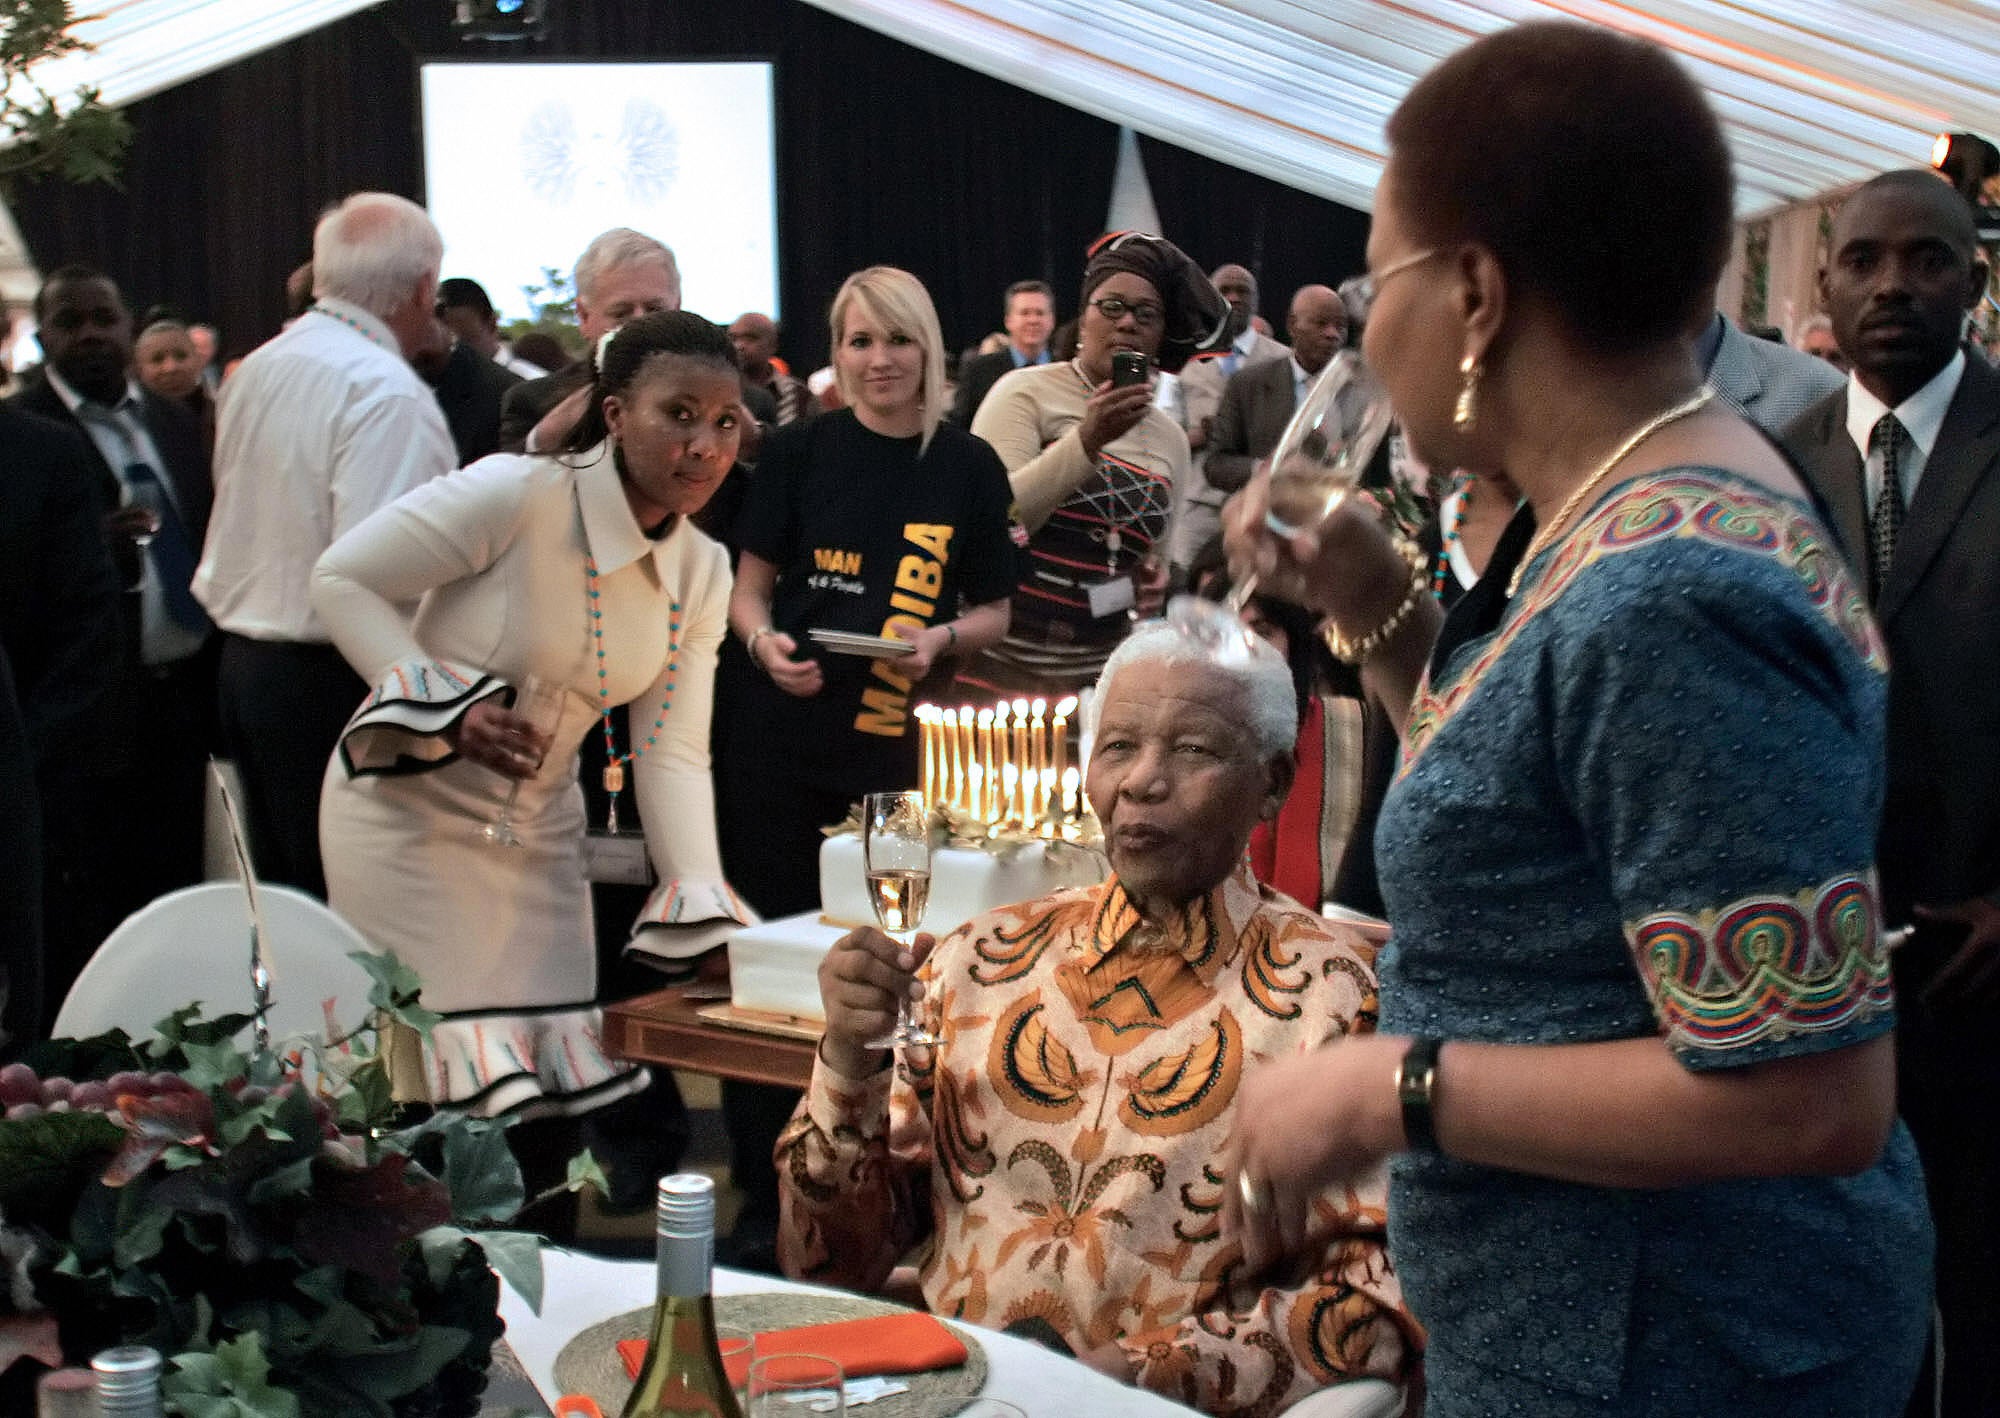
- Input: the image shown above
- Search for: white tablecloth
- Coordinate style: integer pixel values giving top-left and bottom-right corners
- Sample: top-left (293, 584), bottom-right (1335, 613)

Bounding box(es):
top-left (500, 1247), bottom-right (1199, 1415)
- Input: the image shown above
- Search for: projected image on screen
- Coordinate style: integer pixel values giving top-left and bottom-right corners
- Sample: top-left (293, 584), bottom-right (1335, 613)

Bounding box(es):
top-left (421, 62), bottom-right (779, 325)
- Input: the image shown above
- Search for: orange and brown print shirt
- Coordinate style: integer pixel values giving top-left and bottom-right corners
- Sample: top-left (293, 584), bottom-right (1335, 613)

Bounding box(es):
top-left (775, 864), bottom-right (1417, 1415)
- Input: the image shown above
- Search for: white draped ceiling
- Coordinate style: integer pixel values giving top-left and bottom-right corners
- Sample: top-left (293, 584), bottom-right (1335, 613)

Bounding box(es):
top-left (15, 0), bottom-right (2000, 220)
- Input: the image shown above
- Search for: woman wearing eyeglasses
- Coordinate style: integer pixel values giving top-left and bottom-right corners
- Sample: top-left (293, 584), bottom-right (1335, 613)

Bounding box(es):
top-left (962, 233), bottom-right (1229, 698)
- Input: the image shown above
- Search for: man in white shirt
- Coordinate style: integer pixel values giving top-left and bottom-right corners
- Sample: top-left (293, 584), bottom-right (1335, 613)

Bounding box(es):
top-left (193, 191), bottom-right (455, 897)
top-left (1782, 168), bottom-right (2000, 1418)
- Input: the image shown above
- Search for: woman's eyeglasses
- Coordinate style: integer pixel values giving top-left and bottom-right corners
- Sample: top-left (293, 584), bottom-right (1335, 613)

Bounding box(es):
top-left (1351, 247), bottom-right (1446, 323)
top-left (1088, 296), bottom-right (1166, 329)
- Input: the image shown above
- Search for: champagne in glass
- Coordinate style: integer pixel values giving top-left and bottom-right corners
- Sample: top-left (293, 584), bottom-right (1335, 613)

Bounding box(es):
top-left (483, 674), bottom-right (565, 848)
top-left (1263, 349), bottom-right (1395, 536)
top-left (862, 789), bottom-right (937, 1049)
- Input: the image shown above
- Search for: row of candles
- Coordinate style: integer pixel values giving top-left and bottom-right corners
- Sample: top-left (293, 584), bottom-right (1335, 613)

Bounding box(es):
top-left (915, 696), bottom-right (1083, 833)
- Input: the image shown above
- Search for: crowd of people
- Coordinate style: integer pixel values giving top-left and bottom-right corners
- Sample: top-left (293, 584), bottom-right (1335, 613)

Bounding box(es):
top-left (1, 16), bottom-right (1997, 1417)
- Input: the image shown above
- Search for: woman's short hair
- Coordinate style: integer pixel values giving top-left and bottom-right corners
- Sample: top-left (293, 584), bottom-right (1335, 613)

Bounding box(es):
top-left (560, 310), bottom-right (739, 455)
top-left (574, 228), bottom-right (681, 308)
top-left (1090, 619), bottom-right (1298, 762)
top-left (311, 193), bottom-right (444, 320)
top-left (1385, 22), bottom-right (1734, 355)
top-left (828, 266), bottom-right (948, 454)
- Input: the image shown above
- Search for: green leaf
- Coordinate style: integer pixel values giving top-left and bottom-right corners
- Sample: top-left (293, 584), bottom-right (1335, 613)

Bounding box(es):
top-left (180, 1039), bottom-right (250, 1090)
top-left (246, 1155), bottom-right (315, 1205)
top-left (565, 1148), bottom-right (610, 1197)
top-left (164, 1332), bottom-right (302, 1418)
top-left (112, 1197), bottom-right (169, 1267)
top-left (0, 1107), bottom-right (121, 1208)
top-left (465, 1228), bottom-right (545, 1315)
top-left (440, 1121), bottom-right (524, 1224)
top-left (348, 951), bottom-right (443, 1041)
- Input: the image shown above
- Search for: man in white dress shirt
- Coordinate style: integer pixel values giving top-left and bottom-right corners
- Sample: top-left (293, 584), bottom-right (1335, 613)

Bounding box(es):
top-left (193, 191), bottom-right (455, 897)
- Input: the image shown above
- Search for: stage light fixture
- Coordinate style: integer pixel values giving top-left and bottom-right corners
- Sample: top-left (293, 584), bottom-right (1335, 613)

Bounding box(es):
top-left (452, 0), bottom-right (549, 42)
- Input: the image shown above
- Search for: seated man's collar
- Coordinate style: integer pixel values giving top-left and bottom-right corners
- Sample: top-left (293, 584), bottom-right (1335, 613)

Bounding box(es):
top-left (1083, 862), bottom-right (1262, 978)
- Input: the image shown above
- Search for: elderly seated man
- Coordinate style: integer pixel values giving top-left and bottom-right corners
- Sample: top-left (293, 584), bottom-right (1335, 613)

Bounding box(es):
top-left (775, 621), bottom-right (1416, 1416)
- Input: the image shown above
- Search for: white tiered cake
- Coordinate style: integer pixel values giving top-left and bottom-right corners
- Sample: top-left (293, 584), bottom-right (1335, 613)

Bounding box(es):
top-left (728, 833), bottom-right (1105, 1022)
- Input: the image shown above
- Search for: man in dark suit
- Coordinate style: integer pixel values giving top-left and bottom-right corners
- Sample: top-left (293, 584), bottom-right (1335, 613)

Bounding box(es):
top-left (0, 402), bottom-right (122, 1045)
top-left (1780, 169), bottom-right (2000, 1418)
top-left (947, 280), bottom-right (1056, 427)
top-left (8, 265), bottom-right (215, 1013)
top-left (410, 315), bottom-right (523, 466)
top-left (497, 227), bottom-right (679, 453)
top-left (1191, 285), bottom-right (1349, 564)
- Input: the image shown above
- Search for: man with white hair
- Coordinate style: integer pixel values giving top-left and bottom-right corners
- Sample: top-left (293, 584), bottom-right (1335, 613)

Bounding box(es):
top-left (776, 620), bottom-right (1414, 1415)
top-left (496, 227), bottom-right (681, 453)
top-left (193, 191), bottom-right (456, 896)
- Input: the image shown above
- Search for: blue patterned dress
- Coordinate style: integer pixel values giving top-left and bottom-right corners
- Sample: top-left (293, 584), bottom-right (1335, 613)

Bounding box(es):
top-left (1376, 468), bottom-right (1932, 1416)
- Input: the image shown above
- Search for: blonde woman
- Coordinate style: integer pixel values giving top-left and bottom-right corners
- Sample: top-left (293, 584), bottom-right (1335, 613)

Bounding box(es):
top-left (712, 266), bottom-right (1018, 1260)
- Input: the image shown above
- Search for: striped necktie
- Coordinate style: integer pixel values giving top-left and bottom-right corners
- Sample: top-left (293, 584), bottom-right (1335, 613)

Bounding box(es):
top-left (1868, 413), bottom-right (1905, 603)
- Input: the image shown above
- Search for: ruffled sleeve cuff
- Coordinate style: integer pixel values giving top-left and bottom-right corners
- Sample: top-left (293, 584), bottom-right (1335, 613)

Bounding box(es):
top-left (626, 878), bottom-right (761, 965)
top-left (336, 657), bottom-right (508, 778)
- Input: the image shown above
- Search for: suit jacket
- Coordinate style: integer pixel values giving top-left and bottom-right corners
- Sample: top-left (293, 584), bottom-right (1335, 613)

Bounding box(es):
top-left (1176, 330), bottom-right (1290, 437)
top-left (1781, 355), bottom-right (2000, 924)
top-left (1205, 356), bottom-right (1301, 495)
top-left (1706, 316), bottom-right (1844, 437)
top-left (949, 350), bottom-right (1039, 427)
top-left (8, 369), bottom-right (213, 556)
top-left (428, 340), bottom-right (523, 466)
top-left (0, 402), bottom-right (122, 771)
top-left (496, 361), bottom-right (591, 454)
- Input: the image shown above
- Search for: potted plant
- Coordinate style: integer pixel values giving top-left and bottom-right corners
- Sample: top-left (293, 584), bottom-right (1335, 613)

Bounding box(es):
top-left (0, 952), bottom-right (587, 1416)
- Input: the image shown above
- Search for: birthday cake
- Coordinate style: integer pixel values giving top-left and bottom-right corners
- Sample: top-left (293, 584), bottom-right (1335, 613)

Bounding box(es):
top-left (728, 696), bottom-right (1105, 1022)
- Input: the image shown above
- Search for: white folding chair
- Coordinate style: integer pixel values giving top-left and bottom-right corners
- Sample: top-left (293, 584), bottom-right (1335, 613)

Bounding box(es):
top-left (52, 881), bottom-right (377, 1046)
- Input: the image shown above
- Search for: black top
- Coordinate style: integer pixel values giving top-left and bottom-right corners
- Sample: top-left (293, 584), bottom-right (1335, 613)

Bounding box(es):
top-left (733, 410), bottom-right (1021, 789)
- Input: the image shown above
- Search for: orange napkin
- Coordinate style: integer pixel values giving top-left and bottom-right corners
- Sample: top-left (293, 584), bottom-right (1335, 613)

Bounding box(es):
top-left (618, 1312), bottom-right (968, 1387)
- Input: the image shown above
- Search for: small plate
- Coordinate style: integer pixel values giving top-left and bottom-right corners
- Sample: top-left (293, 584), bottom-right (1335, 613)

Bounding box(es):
top-left (807, 629), bottom-right (916, 658)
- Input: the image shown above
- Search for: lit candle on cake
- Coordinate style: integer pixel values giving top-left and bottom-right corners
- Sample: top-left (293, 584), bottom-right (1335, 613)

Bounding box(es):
top-left (1029, 698), bottom-right (1047, 819)
top-left (958, 707), bottom-right (977, 815)
top-left (977, 708), bottom-right (996, 822)
top-left (1051, 695), bottom-right (1076, 803)
top-left (917, 706), bottom-right (936, 808)
top-left (1061, 766), bottom-right (1080, 821)
top-left (1010, 699), bottom-right (1029, 824)
top-left (1001, 762), bottom-right (1018, 831)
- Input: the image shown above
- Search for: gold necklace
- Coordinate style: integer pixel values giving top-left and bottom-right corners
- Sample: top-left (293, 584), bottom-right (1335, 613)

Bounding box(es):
top-left (1507, 388), bottom-right (1714, 597)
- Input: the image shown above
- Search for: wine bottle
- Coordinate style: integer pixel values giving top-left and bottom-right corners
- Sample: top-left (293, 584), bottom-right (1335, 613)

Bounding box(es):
top-left (620, 1174), bottom-right (744, 1418)
top-left (89, 1347), bottom-right (163, 1417)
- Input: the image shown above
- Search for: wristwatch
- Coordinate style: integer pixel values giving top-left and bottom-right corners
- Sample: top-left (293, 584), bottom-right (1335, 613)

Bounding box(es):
top-left (1396, 1037), bottom-right (1444, 1154)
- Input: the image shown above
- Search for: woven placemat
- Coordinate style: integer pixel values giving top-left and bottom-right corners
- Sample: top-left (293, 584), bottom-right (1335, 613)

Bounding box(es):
top-left (552, 1290), bottom-right (988, 1416)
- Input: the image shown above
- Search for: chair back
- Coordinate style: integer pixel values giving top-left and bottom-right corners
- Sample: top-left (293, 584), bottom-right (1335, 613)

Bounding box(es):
top-left (53, 882), bottom-right (377, 1047)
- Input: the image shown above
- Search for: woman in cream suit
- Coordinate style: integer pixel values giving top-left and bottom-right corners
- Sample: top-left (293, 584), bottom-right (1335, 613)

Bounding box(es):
top-left (312, 312), bottom-right (750, 1130)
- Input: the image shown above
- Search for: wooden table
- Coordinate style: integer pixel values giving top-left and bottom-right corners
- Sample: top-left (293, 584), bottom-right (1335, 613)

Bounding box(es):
top-left (603, 985), bottom-right (820, 1090)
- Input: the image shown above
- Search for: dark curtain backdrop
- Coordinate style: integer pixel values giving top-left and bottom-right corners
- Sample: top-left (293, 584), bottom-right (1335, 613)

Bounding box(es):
top-left (13, 0), bottom-right (1367, 370)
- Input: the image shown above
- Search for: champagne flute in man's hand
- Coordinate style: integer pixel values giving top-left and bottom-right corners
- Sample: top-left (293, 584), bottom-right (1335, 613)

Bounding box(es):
top-left (863, 790), bottom-right (938, 1049)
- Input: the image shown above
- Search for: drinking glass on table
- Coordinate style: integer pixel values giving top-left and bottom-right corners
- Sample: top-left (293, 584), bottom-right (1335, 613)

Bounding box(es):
top-left (941, 1403), bottom-right (1026, 1417)
top-left (747, 1353), bottom-right (844, 1417)
top-left (862, 790), bottom-right (938, 1049)
top-left (717, 1325), bottom-right (756, 1409)
top-left (482, 674), bottom-right (565, 847)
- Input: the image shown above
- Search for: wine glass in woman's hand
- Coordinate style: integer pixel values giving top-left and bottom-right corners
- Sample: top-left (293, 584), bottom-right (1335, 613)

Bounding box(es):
top-left (1262, 350), bottom-right (1395, 537)
top-left (481, 675), bottom-right (566, 847)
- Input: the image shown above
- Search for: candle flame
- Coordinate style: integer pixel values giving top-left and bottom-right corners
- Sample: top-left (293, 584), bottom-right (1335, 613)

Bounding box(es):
top-left (1054, 695), bottom-right (1079, 717)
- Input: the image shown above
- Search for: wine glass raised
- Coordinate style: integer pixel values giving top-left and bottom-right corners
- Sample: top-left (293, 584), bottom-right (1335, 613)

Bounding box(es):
top-left (862, 790), bottom-right (938, 1049)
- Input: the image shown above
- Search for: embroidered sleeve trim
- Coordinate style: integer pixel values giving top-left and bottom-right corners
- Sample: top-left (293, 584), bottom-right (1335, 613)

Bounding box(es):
top-left (1627, 872), bottom-right (1894, 1052)
top-left (337, 656), bottom-right (507, 778)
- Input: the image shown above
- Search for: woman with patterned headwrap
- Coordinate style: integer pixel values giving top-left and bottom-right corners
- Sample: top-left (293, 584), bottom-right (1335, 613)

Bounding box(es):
top-left (962, 233), bottom-right (1230, 699)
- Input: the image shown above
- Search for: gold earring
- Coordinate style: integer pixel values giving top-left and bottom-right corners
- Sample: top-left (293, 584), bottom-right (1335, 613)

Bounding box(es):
top-left (1453, 354), bottom-right (1483, 432)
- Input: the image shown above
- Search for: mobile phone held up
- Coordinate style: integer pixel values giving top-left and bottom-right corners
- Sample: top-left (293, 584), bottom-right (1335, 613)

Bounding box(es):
top-left (1111, 350), bottom-right (1149, 388)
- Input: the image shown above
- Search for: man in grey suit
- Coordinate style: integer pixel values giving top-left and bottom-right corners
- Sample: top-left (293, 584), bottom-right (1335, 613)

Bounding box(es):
top-left (1172, 263), bottom-right (1289, 451)
top-left (1780, 168), bottom-right (2000, 1418)
top-left (1700, 310), bottom-right (1843, 435)
top-left (1174, 284), bottom-right (1341, 568)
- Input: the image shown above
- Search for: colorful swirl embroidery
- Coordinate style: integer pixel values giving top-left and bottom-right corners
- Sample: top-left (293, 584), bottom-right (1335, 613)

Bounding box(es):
top-left (1400, 473), bottom-right (1884, 776)
top-left (1627, 872), bottom-right (1894, 1050)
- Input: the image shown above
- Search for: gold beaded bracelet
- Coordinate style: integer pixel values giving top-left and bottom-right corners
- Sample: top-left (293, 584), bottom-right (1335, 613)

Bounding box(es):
top-left (1319, 535), bottom-right (1429, 666)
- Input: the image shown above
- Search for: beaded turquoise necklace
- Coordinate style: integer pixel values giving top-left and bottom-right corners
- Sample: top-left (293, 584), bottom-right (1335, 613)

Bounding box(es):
top-left (308, 301), bottom-right (392, 352)
top-left (585, 553), bottom-right (680, 834)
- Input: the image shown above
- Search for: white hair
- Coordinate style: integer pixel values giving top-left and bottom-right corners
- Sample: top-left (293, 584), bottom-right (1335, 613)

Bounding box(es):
top-left (1089, 619), bottom-right (1298, 760)
top-left (311, 193), bottom-right (443, 319)
top-left (574, 227), bottom-right (681, 307)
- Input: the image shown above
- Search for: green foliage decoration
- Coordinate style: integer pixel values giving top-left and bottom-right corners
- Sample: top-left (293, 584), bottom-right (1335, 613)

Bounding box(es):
top-left (0, 0), bottom-right (133, 190)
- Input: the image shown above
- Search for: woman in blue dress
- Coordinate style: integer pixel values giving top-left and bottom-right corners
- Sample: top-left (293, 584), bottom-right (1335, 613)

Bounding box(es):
top-left (1218, 21), bottom-right (1931, 1417)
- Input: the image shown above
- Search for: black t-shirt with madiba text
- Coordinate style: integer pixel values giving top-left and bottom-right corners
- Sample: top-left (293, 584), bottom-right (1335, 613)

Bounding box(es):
top-left (733, 410), bottom-right (1021, 790)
